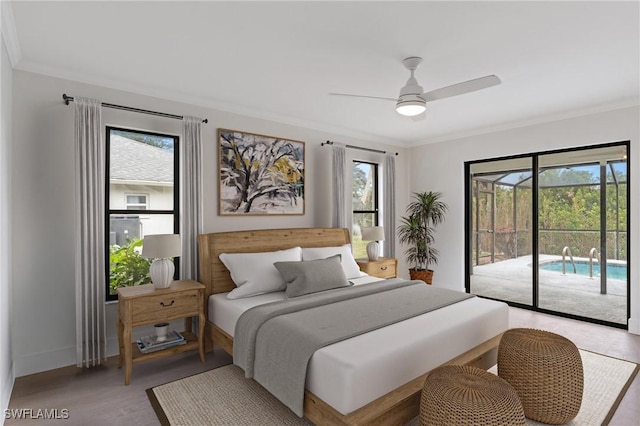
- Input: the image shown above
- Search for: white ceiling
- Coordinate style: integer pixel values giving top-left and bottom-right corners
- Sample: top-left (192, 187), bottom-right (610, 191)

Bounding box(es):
top-left (5, 1), bottom-right (639, 146)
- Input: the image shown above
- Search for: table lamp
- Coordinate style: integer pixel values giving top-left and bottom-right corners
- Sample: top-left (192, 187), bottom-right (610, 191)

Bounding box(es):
top-left (142, 234), bottom-right (181, 289)
top-left (362, 226), bottom-right (385, 261)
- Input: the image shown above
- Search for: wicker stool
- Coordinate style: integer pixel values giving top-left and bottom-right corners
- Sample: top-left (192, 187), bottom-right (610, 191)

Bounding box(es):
top-left (420, 365), bottom-right (525, 426)
top-left (498, 328), bottom-right (583, 424)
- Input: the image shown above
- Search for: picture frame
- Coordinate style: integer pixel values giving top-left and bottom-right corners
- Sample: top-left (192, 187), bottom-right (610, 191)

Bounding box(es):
top-left (218, 129), bottom-right (305, 215)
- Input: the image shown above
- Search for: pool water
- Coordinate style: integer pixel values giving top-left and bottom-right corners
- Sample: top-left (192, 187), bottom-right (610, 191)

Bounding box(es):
top-left (540, 260), bottom-right (627, 280)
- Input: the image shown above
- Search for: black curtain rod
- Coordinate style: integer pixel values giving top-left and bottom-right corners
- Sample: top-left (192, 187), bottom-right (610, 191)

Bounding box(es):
top-left (321, 140), bottom-right (398, 156)
top-left (62, 94), bottom-right (208, 123)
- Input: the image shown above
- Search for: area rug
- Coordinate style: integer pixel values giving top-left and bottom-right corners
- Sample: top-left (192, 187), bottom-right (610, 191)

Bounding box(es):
top-left (147, 350), bottom-right (638, 426)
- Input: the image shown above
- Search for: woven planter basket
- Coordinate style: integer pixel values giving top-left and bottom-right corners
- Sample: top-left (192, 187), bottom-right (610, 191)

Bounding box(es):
top-left (420, 365), bottom-right (525, 426)
top-left (409, 269), bottom-right (433, 284)
top-left (498, 328), bottom-right (584, 425)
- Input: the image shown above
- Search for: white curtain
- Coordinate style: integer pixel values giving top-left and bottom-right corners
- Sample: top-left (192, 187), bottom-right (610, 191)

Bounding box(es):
top-left (74, 97), bottom-right (107, 368)
top-left (383, 153), bottom-right (396, 257)
top-left (331, 143), bottom-right (347, 228)
top-left (180, 116), bottom-right (203, 280)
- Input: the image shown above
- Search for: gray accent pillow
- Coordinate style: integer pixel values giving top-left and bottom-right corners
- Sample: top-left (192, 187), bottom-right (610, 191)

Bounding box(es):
top-left (275, 255), bottom-right (352, 298)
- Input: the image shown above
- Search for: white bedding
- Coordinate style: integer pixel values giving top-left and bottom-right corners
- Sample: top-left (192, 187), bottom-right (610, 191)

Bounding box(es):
top-left (209, 280), bottom-right (509, 415)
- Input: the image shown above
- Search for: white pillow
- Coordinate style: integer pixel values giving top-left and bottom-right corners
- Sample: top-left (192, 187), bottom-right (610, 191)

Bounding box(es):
top-left (301, 244), bottom-right (362, 279)
top-left (220, 247), bottom-right (302, 299)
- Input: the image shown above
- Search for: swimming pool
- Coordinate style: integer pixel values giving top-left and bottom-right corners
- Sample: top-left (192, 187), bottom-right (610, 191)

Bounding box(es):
top-left (540, 260), bottom-right (627, 280)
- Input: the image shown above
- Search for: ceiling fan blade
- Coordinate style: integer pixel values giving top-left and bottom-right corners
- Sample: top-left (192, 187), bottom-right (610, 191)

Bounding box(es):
top-left (423, 75), bottom-right (501, 102)
top-left (329, 93), bottom-right (397, 102)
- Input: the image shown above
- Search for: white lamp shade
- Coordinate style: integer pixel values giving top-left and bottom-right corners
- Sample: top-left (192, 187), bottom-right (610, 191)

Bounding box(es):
top-left (396, 101), bottom-right (426, 117)
top-left (142, 234), bottom-right (181, 259)
top-left (362, 226), bottom-right (385, 242)
top-left (396, 87), bottom-right (426, 117)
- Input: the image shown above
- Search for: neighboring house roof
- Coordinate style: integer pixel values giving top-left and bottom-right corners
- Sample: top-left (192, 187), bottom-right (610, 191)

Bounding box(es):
top-left (110, 135), bottom-right (173, 183)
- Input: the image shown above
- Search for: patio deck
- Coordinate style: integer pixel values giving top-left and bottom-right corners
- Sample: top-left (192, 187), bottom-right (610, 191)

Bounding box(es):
top-left (470, 255), bottom-right (628, 325)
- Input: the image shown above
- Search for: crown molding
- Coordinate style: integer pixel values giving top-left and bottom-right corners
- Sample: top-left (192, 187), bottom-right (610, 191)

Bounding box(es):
top-left (411, 99), bottom-right (640, 147)
top-left (1, 1), bottom-right (21, 66)
top-left (16, 57), bottom-right (405, 147)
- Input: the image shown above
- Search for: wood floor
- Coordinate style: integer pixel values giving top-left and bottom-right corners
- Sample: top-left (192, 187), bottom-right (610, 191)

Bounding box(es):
top-left (6, 307), bottom-right (640, 426)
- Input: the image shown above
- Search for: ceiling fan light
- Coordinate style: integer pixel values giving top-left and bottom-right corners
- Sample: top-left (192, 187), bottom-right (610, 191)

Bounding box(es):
top-left (396, 100), bottom-right (426, 117)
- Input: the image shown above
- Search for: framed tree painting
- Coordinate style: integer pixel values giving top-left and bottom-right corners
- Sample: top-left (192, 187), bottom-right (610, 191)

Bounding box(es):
top-left (218, 129), bottom-right (305, 215)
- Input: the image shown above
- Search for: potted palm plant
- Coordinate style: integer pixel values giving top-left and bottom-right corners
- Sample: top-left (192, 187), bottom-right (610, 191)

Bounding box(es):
top-left (397, 191), bottom-right (448, 284)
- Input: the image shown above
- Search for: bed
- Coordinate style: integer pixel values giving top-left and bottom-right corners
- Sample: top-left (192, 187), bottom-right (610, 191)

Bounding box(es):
top-left (198, 227), bottom-right (508, 425)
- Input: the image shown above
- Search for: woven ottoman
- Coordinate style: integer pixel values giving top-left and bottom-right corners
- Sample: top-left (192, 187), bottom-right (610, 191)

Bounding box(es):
top-left (420, 365), bottom-right (525, 426)
top-left (498, 328), bottom-right (583, 424)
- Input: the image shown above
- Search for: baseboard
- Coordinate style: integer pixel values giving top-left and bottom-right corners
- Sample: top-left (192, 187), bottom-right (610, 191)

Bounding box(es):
top-left (1, 361), bottom-right (15, 426)
top-left (628, 317), bottom-right (639, 335)
top-left (14, 341), bottom-right (124, 377)
top-left (106, 336), bottom-right (120, 358)
top-left (15, 319), bottom-right (187, 377)
top-left (13, 345), bottom-right (76, 378)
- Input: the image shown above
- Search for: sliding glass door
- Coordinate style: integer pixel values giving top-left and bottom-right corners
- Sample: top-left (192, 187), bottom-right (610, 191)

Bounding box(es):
top-left (537, 148), bottom-right (628, 324)
top-left (466, 142), bottom-right (629, 328)
top-left (469, 157), bottom-right (533, 306)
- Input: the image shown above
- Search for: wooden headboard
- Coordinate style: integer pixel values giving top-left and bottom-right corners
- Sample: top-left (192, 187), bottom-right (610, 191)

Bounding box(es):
top-left (198, 227), bottom-right (351, 299)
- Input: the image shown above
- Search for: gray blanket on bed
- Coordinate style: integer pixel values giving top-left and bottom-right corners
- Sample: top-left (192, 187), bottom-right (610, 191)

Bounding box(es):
top-left (233, 278), bottom-right (474, 417)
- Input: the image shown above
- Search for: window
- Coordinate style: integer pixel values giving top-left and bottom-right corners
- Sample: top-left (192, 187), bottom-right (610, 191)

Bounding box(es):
top-left (466, 142), bottom-right (629, 328)
top-left (352, 161), bottom-right (379, 259)
top-left (125, 194), bottom-right (148, 210)
top-left (106, 127), bottom-right (179, 300)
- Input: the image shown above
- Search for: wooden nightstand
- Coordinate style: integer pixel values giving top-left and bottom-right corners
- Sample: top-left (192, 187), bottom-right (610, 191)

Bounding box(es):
top-left (356, 257), bottom-right (398, 279)
top-left (116, 280), bottom-right (205, 385)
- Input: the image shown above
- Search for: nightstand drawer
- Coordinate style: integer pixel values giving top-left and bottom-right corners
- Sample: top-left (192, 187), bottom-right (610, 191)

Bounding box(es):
top-left (130, 290), bottom-right (200, 324)
top-left (356, 258), bottom-right (398, 279)
top-left (367, 260), bottom-right (396, 278)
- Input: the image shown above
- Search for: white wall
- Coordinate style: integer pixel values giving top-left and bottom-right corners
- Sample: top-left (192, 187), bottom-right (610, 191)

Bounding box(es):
top-left (409, 106), bottom-right (640, 334)
top-left (0, 33), bottom-right (14, 421)
top-left (10, 69), bottom-right (410, 376)
top-left (109, 184), bottom-right (174, 211)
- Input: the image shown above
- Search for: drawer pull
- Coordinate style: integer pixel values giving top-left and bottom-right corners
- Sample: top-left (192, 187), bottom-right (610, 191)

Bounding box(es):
top-left (381, 266), bottom-right (388, 270)
top-left (160, 300), bottom-right (175, 307)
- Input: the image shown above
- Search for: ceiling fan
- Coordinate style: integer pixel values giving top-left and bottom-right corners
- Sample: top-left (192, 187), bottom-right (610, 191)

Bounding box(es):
top-left (330, 57), bottom-right (501, 118)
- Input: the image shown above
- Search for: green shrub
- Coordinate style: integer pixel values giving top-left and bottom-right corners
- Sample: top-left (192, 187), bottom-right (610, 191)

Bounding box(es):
top-left (109, 238), bottom-right (151, 295)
